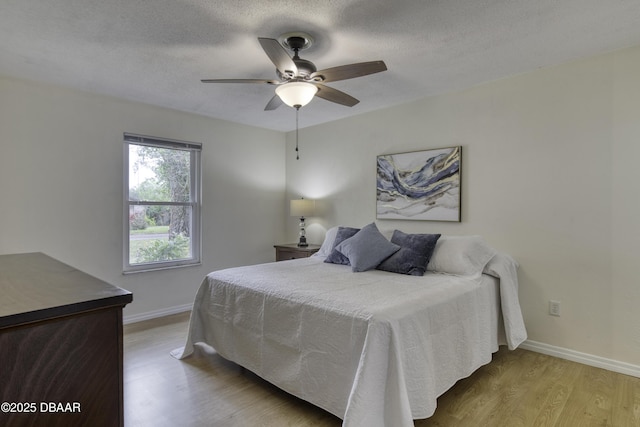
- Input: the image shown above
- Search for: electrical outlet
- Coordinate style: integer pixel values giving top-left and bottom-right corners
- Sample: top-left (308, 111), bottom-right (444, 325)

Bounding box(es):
top-left (549, 300), bottom-right (561, 317)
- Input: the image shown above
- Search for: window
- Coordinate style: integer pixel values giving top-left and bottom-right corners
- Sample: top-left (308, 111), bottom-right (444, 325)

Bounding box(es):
top-left (123, 133), bottom-right (201, 273)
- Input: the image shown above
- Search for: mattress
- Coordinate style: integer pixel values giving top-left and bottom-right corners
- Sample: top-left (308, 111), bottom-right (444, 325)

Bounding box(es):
top-left (172, 253), bottom-right (526, 426)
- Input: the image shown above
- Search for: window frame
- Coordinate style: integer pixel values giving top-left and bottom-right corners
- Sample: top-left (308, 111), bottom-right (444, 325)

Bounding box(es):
top-left (123, 133), bottom-right (202, 273)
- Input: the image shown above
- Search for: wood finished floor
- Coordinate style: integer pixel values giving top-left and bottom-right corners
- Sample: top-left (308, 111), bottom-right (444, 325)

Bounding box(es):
top-left (123, 312), bottom-right (640, 427)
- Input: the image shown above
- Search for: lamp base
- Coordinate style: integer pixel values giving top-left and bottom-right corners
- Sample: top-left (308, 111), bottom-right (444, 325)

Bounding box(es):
top-left (297, 215), bottom-right (309, 247)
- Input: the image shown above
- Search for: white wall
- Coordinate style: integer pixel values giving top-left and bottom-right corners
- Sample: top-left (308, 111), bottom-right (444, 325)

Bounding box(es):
top-left (0, 76), bottom-right (286, 319)
top-left (2, 45), bottom-right (638, 368)
top-left (286, 46), bottom-right (640, 366)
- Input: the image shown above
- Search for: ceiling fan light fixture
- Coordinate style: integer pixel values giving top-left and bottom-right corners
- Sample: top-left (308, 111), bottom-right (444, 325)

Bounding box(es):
top-left (275, 82), bottom-right (318, 108)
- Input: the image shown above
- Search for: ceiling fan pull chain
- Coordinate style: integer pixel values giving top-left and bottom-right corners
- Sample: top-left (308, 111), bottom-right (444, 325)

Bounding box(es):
top-left (295, 106), bottom-right (300, 160)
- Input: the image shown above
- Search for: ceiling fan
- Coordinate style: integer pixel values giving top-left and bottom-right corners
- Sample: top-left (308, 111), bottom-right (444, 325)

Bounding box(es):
top-left (201, 32), bottom-right (387, 111)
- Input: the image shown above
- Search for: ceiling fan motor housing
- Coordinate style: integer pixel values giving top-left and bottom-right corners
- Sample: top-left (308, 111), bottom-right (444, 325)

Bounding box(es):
top-left (278, 35), bottom-right (317, 79)
top-left (293, 58), bottom-right (317, 78)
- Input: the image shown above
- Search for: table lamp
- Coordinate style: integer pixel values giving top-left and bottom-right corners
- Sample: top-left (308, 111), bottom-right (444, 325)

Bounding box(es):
top-left (290, 198), bottom-right (315, 247)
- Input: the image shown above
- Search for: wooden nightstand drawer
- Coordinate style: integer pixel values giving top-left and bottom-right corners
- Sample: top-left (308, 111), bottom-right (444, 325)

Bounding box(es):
top-left (274, 244), bottom-right (321, 261)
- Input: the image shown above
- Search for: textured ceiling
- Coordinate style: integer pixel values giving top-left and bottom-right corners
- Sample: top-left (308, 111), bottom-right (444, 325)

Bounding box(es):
top-left (2, 0), bottom-right (640, 132)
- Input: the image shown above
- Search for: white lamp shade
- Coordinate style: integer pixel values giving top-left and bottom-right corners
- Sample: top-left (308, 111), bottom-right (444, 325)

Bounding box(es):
top-left (276, 82), bottom-right (318, 108)
top-left (290, 199), bottom-right (315, 217)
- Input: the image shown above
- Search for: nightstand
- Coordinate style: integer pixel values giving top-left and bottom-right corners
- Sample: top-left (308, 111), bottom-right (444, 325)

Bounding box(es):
top-left (274, 243), bottom-right (321, 261)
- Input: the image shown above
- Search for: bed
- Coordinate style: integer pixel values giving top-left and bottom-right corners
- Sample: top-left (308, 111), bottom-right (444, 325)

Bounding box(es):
top-left (172, 226), bottom-right (527, 427)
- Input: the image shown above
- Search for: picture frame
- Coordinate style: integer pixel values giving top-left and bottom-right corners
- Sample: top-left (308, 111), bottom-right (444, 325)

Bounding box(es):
top-left (376, 146), bottom-right (461, 221)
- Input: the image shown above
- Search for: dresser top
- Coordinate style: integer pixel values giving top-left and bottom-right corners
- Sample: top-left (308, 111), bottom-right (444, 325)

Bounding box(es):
top-left (0, 252), bottom-right (132, 328)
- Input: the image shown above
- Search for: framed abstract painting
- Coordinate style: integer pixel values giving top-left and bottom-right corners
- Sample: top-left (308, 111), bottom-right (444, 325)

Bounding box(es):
top-left (376, 146), bottom-right (461, 221)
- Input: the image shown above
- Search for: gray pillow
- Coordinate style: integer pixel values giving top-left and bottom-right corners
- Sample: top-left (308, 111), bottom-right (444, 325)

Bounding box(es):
top-left (335, 223), bottom-right (400, 272)
top-left (377, 231), bottom-right (441, 276)
top-left (324, 226), bottom-right (360, 265)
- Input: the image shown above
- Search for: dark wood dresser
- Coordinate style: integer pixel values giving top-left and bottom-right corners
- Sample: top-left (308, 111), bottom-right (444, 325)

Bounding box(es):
top-left (0, 253), bottom-right (132, 427)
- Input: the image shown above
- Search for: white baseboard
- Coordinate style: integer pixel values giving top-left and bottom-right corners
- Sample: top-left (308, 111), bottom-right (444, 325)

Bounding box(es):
top-left (123, 303), bottom-right (192, 325)
top-left (520, 340), bottom-right (640, 378)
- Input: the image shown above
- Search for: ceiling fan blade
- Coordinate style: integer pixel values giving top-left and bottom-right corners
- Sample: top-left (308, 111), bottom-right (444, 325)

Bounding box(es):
top-left (310, 61), bottom-right (387, 83)
top-left (201, 78), bottom-right (279, 84)
top-left (314, 84), bottom-right (359, 107)
top-left (264, 94), bottom-right (283, 111)
top-left (258, 37), bottom-right (298, 77)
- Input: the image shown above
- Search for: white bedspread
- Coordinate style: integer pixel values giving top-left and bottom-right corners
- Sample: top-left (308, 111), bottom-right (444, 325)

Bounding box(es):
top-left (172, 254), bottom-right (526, 426)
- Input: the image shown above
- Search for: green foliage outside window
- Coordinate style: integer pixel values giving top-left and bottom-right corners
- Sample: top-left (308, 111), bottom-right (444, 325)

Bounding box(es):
top-left (133, 234), bottom-right (190, 264)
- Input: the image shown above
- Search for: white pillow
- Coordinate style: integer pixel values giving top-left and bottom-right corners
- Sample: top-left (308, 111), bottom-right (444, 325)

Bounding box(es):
top-left (313, 226), bottom-right (339, 258)
top-left (427, 235), bottom-right (497, 276)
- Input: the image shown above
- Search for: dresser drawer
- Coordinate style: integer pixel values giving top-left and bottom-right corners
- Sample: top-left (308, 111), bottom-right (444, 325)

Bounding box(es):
top-left (274, 244), bottom-right (321, 261)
